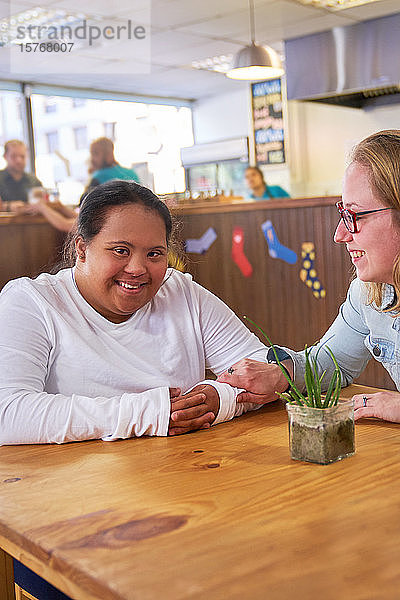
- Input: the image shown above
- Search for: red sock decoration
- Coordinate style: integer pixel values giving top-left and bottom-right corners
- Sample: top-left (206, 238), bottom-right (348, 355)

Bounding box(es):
top-left (232, 227), bottom-right (253, 277)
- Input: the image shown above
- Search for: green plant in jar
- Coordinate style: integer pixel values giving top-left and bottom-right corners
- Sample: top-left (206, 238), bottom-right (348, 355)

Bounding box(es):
top-left (244, 316), bottom-right (355, 464)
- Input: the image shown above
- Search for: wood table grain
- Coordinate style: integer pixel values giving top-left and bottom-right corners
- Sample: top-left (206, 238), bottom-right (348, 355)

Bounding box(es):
top-left (0, 384), bottom-right (399, 600)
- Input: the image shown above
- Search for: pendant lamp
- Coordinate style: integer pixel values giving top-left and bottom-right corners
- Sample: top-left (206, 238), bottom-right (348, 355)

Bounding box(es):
top-left (226, 0), bottom-right (284, 80)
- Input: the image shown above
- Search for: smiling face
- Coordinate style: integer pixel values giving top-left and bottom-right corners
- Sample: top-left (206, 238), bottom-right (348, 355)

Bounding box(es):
top-left (74, 203), bottom-right (168, 323)
top-left (334, 162), bottom-right (400, 284)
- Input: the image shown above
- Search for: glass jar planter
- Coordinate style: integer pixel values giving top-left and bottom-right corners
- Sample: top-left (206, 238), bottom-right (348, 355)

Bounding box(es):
top-left (286, 399), bottom-right (355, 465)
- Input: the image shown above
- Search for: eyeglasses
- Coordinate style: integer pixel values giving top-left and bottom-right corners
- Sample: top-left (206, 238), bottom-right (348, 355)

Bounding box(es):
top-left (336, 201), bottom-right (393, 234)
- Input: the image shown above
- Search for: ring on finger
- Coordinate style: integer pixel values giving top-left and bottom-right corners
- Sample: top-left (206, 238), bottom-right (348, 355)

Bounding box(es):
top-left (363, 395), bottom-right (368, 407)
top-left (228, 367), bottom-right (235, 374)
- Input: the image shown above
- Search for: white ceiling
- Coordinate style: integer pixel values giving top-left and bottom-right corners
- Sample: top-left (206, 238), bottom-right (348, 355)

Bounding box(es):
top-left (0, 0), bottom-right (399, 102)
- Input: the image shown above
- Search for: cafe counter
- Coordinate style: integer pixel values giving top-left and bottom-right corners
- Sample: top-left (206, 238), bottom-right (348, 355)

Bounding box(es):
top-left (0, 213), bottom-right (65, 289)
top-left (0, 197), bottom-right (393, 389)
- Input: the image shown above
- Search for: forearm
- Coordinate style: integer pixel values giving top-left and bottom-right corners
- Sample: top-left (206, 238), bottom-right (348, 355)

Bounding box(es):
top-left (0, 387), bottom-right (171, 444)
top-left (54, 202), bottom-right (77, 219)
top-left (282, 336), bottom-right (369, 393)
top-left (38, 202), bottom-right (76, 232)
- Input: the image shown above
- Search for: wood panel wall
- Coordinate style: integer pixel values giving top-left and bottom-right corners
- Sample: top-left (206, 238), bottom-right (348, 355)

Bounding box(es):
top-left (0, 216), bottom-right (64, 290)
top-left (0, 203), bottom-right (395, 391)
top-left (175, 199), bottom-right (395, 390)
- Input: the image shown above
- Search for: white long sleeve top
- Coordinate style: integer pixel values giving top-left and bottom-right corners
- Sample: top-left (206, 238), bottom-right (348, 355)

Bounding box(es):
top-left (0, 268), bottom-right (267, 444)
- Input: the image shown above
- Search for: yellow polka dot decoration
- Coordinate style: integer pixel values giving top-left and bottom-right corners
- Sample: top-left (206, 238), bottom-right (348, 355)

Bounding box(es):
top-left (300, 242), bottom-right (326, 299)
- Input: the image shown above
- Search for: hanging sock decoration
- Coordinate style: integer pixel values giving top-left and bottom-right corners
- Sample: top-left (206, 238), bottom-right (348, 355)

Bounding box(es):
top-left (300, 242), bottom-right (326, 299)
top-left (232, 226), bottom-right (253, 277)
top-left (261, 220), bottom-right (297, 265)
top-left (185, 227), bottom-right (217, 254)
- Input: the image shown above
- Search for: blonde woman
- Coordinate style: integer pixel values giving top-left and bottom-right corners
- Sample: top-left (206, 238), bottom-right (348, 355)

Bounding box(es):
top-left (220, 130), bottom-right (400, 424)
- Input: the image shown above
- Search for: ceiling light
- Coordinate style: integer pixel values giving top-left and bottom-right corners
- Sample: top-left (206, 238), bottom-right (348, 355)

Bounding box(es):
top-left (226, 42), bottom-right (283, 80)
top-left (226, 0), bottom-right (284, 81)
top-left (0, 8), bottom-right (90, 47)
top-left (191, 54), bottom-right (233, 73)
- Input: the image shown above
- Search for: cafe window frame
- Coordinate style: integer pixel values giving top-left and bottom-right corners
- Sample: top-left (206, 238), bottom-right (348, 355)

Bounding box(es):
top-left (0, 81), bottom-right (194, 191)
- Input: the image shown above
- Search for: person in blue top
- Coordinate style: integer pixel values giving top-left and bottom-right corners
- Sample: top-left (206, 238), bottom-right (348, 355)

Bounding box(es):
top-left (245, 166), bottom-right (289, 199)
top-left (29, 138), bottom-right (141, 232)
top-left (79, 137), bottom-right (140, 204)
top-left (87, 137), bottom-right (140, 187)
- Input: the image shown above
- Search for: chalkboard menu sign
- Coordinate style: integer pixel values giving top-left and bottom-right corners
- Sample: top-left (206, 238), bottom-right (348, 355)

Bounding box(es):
top-left (251, 78), bottom-right (285, 165)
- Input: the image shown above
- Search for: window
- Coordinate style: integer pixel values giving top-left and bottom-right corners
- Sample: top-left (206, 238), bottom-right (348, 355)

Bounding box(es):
top-left (46, 131), bottom-right (59, 154)
top-left (0, 90), bottom-right (26, 169)
top-left (31, 93), bottom-right (193, 194)
top-left (72, 98), bottom-right (86, 108)
top-left (0, 90), bottom-right (24, 145)
top-left (44, 97), bottom-right (57, 113)
top-left (73, 126), bottom-right (88, 150)
top-left (15, 97), bottom-right (23, 121)
top-left (103, 122), bottom-right (116, 141)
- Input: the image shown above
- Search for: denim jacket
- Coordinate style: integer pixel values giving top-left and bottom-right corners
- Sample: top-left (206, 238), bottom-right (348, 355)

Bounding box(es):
top-left (282, 278), bottom-right (400, 392)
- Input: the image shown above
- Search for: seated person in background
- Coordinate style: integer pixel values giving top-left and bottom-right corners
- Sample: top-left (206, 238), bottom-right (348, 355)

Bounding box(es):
top-left (16, 186), bottom-right (78, 232)
top-left (245, 166), bottom-right (289, 200)
top-left (0, 180), bottom-right (283, 445)
top-left (23, 137), bottom-right (141, 232)
top-left (84, 137), bottom-right (140, 193)
top-left (219, 130), bottom-right (400, 424)
top-left (0, 140), bottom-right (42, 211)
top-left (29, 198), bottom-right (78, 232)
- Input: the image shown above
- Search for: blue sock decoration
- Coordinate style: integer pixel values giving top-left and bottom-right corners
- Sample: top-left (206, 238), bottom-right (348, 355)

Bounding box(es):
top-left (261, 220), bottom-right (297, 264)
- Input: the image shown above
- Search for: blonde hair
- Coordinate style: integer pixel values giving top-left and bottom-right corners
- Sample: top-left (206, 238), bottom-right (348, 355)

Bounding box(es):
top-left (351, 130), bottom-right (400, 311)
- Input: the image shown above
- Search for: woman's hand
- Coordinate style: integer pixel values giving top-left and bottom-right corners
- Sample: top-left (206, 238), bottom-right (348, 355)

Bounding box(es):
top-left (353, 391), bottom-right (400, 423)
top-left (217, 358), bottom-right (292, 404)
top-left (168, 385), bottom-right (220, 436)
top-left (14, 203), bottom-right (37, 215)
top-left (8, 200), bottom-right (26, 212)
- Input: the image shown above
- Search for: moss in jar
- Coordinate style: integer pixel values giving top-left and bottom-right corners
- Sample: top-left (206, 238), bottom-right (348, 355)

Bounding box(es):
top-left (289, 416), bottom-right (355, 465)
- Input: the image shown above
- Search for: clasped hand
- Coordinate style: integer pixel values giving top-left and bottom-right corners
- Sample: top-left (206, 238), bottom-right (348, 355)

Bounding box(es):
top-left (168, 385), bottom-right (220, 436)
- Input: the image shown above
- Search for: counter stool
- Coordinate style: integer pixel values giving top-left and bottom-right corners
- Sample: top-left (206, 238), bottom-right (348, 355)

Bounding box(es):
top-left (14, 559), bottom-right (72, 600)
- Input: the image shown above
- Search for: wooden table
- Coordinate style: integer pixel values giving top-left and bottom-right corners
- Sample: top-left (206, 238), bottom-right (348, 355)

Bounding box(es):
top-left (0, 384), bottom-right (399, 600)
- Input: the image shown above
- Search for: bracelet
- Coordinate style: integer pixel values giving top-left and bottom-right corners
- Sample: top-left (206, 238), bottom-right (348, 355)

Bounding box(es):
top-left (266, 347), bottom-right (292, 393)
top-left (277, 364), bottom-right (291, 393)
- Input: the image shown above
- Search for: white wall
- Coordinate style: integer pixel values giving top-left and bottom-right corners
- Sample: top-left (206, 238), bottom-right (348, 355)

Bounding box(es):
top-left (287, 100), bottom-right (400, 197)
top-left (192, 87), bottom-right (291, 194)
top-left (192, 88), bottom-right (249, 144)
top-left (192, 88), bottom-right (400, 198)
